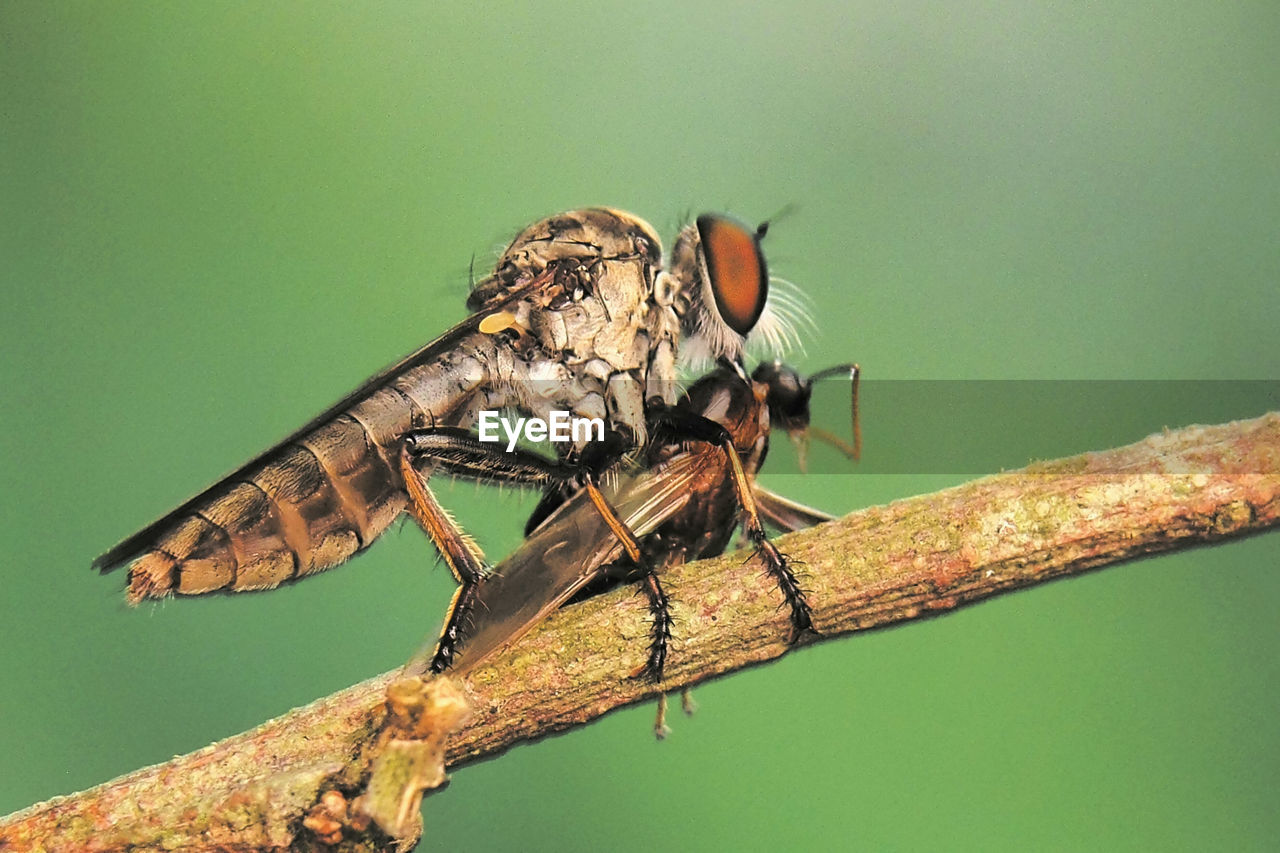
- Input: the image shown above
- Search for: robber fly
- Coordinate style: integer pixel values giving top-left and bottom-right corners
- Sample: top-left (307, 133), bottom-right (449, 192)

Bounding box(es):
top-left (95, 208), bottom-right (804, 672)
top-left (435, 358), bottom-right (860, 685)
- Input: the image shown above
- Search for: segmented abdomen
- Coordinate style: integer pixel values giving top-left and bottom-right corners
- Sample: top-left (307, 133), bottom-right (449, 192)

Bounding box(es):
top-left (126, 386), bottom-right (418, 601)
top-left (114, 332), bottom-right (500, 603)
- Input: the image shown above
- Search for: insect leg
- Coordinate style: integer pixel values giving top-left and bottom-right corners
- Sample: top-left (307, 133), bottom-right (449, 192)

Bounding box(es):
top-left (652, 685), bottom-right (698, 740)
top-left (402, 426), bottom-right (580, 486)
top-left (578, 477), bottom-right (674, 683)
top-left (400, 427), bottom-right (664, 674)
top-left (652, 408), bottom-right (816, 640)
top-left (397, 448), bottom-right (485, 673)
top-left (654, 693), bottom-right (671, 740)
top-left (399, 429), bottom-right (578, 673)
top-left (553, 431), bottom-right (676, 683)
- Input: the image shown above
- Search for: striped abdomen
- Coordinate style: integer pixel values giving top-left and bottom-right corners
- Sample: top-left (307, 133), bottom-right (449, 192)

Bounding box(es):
top-left (116, 350), bottom-right (489, 603)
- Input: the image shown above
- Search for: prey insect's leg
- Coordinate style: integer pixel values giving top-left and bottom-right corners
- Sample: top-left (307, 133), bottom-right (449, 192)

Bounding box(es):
top-left (652, 687), bottom-right (698, 741)
top-left (653, 408), bottom-right (816, 639)
top-left (654, 693), bottom-right (671, 740)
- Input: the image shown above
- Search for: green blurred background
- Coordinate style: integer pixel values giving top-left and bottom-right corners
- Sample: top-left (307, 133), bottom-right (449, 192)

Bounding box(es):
top-left (2, 2), bottom-right (1278, 849)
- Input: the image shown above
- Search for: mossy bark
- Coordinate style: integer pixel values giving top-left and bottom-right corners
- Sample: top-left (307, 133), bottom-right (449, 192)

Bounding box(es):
top-left (3, 413), bottom-right (1277, 852)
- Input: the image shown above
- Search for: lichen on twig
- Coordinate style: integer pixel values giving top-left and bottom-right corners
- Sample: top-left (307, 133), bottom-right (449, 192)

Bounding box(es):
top-left (2, 413), bottom-right (1277, 851)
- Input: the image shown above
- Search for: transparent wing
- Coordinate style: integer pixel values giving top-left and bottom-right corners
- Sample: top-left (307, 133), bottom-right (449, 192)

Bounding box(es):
top-left (93, 267), bottom-right (565, 573)
top-left (753, 485), bottom-right (834, 532)
top-left (447, 453), bottom-right (699, 677)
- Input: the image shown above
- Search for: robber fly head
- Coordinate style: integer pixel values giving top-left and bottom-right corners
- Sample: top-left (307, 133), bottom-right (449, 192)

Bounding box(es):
top-left (667, 214), bottom-right (807, 366)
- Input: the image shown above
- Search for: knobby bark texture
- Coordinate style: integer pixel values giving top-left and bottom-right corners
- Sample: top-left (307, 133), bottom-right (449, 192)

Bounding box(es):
top-left (3, 412), bottom-right (1278, 852)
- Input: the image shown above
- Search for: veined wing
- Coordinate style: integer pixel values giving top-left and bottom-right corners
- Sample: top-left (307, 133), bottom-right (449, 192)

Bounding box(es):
top-left (91, 266), bottom-right (570, 574)
top-left (446, 452), bottom-right (701, 677)
top-left (92, 307), bottom-right (488, 573)
top-left (754, 485), bottom-right (834, 533)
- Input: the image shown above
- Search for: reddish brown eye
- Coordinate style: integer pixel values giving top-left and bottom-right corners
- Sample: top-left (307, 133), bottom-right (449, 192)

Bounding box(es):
top-left (697, 214), bottom-right (768, 336)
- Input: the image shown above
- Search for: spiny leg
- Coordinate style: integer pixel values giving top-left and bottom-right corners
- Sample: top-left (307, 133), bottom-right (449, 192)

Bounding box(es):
top-left (568, 426), bottom-right (676, 682)
top-left (652, 406), bottom-right (816, 640)
top-left (400, 428), bottom-right (586, 672)
top-left (580, 478), bottom-right (674, 683)
top-left (726, 443), bottom-right (814, 638)
top-left (708, 424), bottom-right (814, 637)
top-left (400, 426), bottom-right (659, 673)
top-left (636, 570), bottom-right (672, 683)
top-left (398, 446), bottom-right (491, 673)
top-left (743, 516), bottom-right (814, 639)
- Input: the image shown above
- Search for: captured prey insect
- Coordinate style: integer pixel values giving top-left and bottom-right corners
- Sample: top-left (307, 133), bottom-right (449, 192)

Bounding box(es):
top-left (431, 357), bottom-right (861, 686)
top-left (94, 208), bottom-right (806, 672)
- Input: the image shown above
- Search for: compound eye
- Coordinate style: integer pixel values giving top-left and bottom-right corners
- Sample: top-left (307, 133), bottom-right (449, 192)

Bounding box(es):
top-left (697, 214), bottom-right (768, 336)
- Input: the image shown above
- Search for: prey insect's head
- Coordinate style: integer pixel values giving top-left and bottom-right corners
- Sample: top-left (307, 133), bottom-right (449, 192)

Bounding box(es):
top-left (753, 361), bottom-right (861, 466)
top-left (752, 360), bottom-right (812, 434)
top-left (668, 213), bottom-right (807, 366)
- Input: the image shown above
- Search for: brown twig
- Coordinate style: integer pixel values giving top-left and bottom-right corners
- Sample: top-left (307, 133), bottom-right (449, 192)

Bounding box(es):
top-left (3, 413), bottom-right (1278, 852)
